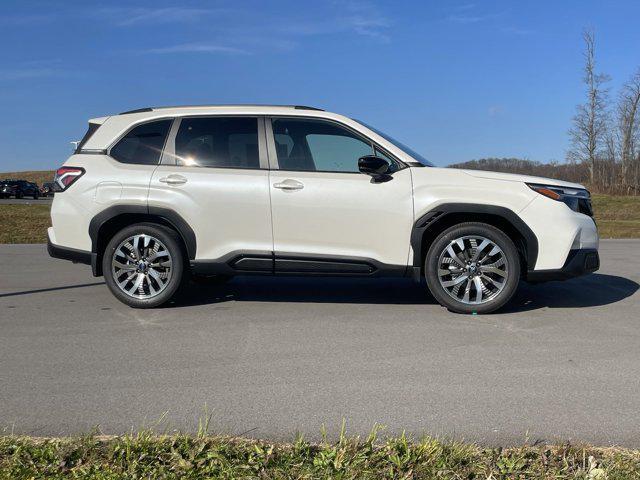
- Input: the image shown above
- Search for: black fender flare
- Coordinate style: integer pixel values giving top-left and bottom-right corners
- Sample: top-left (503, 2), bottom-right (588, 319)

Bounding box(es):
top-left (88, 205), bottom-right (197, 274)
top-left (410, 203), bottom-right (539, 270)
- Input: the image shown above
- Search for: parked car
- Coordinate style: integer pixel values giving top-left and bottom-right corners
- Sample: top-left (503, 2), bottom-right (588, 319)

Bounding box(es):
top-left (0, 179), bottom-right (40, 199)
top-left (41, 182), bottom-right (56, 197)
top-left (47, 105), bottom-right (599, 312)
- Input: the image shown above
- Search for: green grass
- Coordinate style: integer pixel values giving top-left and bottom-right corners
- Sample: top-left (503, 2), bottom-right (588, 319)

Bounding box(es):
top-left (591, 195), bottom-right (640, 238)
top-left (1, 427), bottom-right (639, 479)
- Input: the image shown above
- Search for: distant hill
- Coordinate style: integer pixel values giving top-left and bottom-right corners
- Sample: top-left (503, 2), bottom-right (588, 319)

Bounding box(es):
top-left (448, 158), bottom-right (589, 185)
top-left (0, 170), bottom-right (55, 185)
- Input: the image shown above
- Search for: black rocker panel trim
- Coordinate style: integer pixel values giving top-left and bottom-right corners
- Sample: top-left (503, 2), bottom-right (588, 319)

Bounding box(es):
top-left (190, 251), bottom-right (407, 277)
top-left (411, 203), bottom-right (539, 271)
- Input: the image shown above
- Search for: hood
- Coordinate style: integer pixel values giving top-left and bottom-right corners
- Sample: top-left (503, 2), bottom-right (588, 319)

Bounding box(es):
top-left (459, 169), bottom-right (585, 189)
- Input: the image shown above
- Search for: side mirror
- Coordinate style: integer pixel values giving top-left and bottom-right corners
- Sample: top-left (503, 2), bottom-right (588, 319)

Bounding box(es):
top-left (358, 155), bottom-right (392, 182)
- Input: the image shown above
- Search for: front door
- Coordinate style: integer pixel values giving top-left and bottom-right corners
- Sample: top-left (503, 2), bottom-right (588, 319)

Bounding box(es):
top-left (266, 117), bottom-right (414, 274)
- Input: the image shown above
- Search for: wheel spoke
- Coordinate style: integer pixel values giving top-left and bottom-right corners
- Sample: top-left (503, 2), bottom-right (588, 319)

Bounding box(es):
top-left (113, 261), bottom-right (136, 271)
top-left (462, 278), bottom-right (472, 302)
top-left (480, 266), bottom-right (507, 277)
top-left (441, 275), bottom-right (468, 288)
top-left (446, 245), bottom-right (466, 267)
top-left (473, 276), bottom-right (484, 303)
top-left (472, 239), bottom-right (489, 261)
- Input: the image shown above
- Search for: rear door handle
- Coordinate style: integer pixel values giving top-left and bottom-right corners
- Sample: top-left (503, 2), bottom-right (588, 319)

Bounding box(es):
top-left (273, 179), bottom-right (304, 191)
top-left (159, 174), bottom-right (188, 186)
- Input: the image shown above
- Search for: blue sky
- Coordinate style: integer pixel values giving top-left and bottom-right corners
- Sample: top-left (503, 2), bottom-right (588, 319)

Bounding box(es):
top-left (1, 0), bottom-right (639, 171)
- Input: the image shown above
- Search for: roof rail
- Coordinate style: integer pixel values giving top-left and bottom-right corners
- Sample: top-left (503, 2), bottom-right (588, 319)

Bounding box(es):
top-left (119, 107), bottom-right (154, 115)
top-left (118, 104), bottom-right (324, 114)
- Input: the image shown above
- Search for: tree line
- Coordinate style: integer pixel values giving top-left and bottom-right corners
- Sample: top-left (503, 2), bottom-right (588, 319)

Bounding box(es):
top-left (451, 29), bottom-right (640, 196)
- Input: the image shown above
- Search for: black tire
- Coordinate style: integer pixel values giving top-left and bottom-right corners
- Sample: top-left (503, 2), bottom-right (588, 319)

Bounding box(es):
top-left (425, 222), bottom-right (520, 314)
top-left (102, 223), bottom-right (187, 308)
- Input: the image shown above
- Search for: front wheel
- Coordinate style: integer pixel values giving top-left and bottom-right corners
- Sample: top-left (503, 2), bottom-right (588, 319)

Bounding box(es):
top-left (425, 222), bottom-right (520, 314)
top-left (102, 223), bottom-right (187, 308)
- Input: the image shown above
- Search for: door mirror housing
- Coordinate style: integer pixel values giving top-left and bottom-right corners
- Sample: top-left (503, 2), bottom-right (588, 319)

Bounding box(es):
top-left (358, 155), bottom-right (392, 182)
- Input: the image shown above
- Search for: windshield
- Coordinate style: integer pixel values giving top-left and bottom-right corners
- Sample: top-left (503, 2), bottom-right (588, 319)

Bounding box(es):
top-left (355, 119), bottom-right (434, 167)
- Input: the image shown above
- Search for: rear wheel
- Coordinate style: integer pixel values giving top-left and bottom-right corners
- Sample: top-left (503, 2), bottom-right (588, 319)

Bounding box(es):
top-left (102, 223), bottom-right (187, 308)
top-left (425, 222), bottom-right (520, 314)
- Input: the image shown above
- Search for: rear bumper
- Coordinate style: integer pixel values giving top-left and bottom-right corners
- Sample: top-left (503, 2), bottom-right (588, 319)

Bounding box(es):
top-left (526, 248), bottom-right (599, 282)
top-left (47, 232), bottom-right (92, 265)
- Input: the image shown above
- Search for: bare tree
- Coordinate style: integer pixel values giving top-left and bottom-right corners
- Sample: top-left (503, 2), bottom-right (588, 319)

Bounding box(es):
top-left (567, 28), bottom-right (611, 187)
top-left (617, 68), bottom-right (640, 193)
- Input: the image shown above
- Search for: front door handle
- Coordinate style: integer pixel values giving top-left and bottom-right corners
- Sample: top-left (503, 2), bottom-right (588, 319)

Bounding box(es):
top-left (159, 174), bottom-right (188, 186)
top-left (273, 179), bottom-right (304, 191)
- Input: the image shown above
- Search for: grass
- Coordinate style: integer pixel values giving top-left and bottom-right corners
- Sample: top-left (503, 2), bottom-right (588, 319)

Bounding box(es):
top-left (0, 205), bottom-right (50, 244)
top-left (591, 195), bottom-right (640, 238)
top-left (1, 427), bottom-right (639, 479)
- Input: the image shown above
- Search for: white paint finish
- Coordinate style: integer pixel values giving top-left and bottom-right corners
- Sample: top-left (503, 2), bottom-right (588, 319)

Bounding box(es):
top-left (50, 154), bottom-right (157, 251)
top-left (269, 168), bottom-right (414, 265)
top-left (94, 181), bottom-right (122, 204)
top-left (148, 165), bottom-right (273, 260)
top-left (519, 196), bottom-right (599, 269)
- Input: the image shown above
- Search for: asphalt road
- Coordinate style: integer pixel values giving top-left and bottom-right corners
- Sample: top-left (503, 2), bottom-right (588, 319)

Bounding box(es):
top-left (1, 241), bottom-right (639, 446)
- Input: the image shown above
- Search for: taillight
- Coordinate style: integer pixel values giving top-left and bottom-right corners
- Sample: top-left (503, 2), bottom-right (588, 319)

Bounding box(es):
top-left (54, 167), bottom-right (85, 191)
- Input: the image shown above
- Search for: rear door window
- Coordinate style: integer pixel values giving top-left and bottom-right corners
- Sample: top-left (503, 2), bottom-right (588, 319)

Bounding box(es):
top-left (174, 117), bottom-right (260, 169)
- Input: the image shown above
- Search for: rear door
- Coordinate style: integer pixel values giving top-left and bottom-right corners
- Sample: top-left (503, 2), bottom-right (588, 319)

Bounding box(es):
top-left (148, 116), bottom-right (273, 262)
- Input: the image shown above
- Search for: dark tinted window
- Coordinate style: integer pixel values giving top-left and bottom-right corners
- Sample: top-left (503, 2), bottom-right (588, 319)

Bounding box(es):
top-left (76, 122), bottom-right (101, 152)
top-left (272, 118), bottom-right (375, 173)
top-left (175, 117), bottom-right (259, 169)
top-left (110, 120), bottom-right (172, 165)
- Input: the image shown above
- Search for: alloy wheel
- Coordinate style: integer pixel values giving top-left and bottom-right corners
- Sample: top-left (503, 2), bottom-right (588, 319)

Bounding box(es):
top-left (111, 234), bottom-right (173, 299)
top-left (437, 235), bottom-right (509, 305)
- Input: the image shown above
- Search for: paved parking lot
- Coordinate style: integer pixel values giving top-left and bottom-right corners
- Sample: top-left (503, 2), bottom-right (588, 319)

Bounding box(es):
top-left (1, 240), bottom-right (639, 445)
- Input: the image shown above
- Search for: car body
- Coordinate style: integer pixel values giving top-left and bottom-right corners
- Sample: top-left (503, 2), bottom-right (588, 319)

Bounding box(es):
top-left (1, 179), bottom-right (40, 199)
top-left (47, 105), bottom-right (599, 312)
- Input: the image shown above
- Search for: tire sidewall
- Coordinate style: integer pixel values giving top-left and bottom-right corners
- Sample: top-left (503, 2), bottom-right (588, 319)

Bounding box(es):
top-left (102, 223), bottom-right (186, 308)
top-left (425, 223), bottom-right (520, 314)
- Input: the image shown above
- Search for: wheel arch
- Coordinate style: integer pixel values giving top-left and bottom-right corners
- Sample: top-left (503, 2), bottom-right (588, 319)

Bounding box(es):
top-left (410, 203), bottom-right (538, 275)
top-left (88, 205), bottom-right (196, 276)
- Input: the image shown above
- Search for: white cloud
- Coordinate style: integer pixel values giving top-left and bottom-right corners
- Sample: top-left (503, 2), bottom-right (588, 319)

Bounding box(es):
top-left (143, 43), bottom-right (249, 55)
top-left (99, 7), bottom-right (226, 27)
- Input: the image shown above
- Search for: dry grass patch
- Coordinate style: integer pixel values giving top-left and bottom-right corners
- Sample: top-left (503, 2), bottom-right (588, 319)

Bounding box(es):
top-left (0, 205), bottom-right (50, 243)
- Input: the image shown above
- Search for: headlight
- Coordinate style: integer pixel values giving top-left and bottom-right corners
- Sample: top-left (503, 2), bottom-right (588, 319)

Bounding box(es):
top-left (527, 183), bottom-right (593, 216)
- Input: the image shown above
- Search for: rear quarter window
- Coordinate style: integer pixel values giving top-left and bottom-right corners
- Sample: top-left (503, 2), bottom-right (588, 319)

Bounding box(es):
top-left (110, 120), bottom-right (172, 165)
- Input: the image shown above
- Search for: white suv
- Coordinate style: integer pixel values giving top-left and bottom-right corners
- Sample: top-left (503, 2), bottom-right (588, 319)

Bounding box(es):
top-left (48, 105), bottom-right (599, 313)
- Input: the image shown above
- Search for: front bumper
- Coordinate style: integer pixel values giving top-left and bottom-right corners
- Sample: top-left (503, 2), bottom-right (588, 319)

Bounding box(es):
top-left (526, 248), bottom-right (599, 282)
